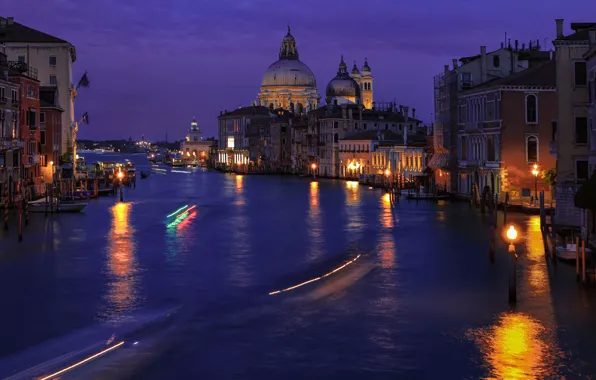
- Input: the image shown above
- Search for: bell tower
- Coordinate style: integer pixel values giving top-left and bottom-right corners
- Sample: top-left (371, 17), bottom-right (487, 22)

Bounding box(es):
top-left (360, 59), bottom-right (373, 109)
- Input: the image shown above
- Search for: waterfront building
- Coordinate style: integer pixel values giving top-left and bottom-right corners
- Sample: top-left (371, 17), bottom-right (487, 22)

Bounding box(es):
top-left (180, 118), bottom-right (211, 164)
top-left (7, 56), bottom-right (42, 193)
top-left (1, 16), bottom-right (77, 156)
top-left (456, 59), bottom-right (557, 200)
top-left (584, 27), bottom-right (596, 240)
top-left (268, 110), bottom-right (295, 169)
top-left (258, 27), bottom-right (320, 111)
top-left (39, 85), bottom-right (63, 183)
top-left (432, 43), bottom-right (551, 193)
top-left (0, 52), bottom-right (21, 197)
top-left (315, 102), bottom-right (422, 178)
top-left (217, 106), bottom-right (271, 166)
top-left (552, 20), bottom-right (596, 227)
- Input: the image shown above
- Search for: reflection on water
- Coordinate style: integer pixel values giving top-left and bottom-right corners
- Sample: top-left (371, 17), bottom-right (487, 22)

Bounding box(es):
top-left (344, 181), bottom-right (363, 246)
top-left (524, 216), bottom-right (548, 296)
top-left (469, 312), bottom-right (563, 379)
top-left (104, 202), bottom-right (138, 314)
top-left (378, 193), bottom-right (396, 269)
top-left (306, 181), bottom-right (324, 263)
top-left (229, 174), bottom-right (251, 287)
top-left (165, 209), bottom-right (197, 263)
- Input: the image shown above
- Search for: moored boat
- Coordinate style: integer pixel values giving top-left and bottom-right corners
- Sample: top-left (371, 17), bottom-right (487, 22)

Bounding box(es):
top-left (28, 198), bottom-right (88, 213)
top-left (556, 244), bottom-right (592, 262)
top-left (140, 171), bottom-right (150, 179)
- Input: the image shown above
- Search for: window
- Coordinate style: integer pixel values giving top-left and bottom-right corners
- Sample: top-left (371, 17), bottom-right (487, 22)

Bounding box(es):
top-left (333, 121), bottom-right (339, 129)
top-left (461, 72), bottom-right (472, 87)
top-left (50, 75), bottom-right (57, 85)
top-left (551, 121), bottom-right (557, 142)
top-left (487, 135), bottom-right (496, 161)
top-left (576, 160), bottom-right (589, 180)
top-left (11, 89), bottom-right (17, 102)
top-left (333, 133), bottom-right (339, 143)
top-left (461, 136), bottom-right (467, 160)
top-left (525, 94), bottom-right (538, 123)
top-left (384, 124), bottom-right (388, 130)
top-left (574, 61), bottom-right (587, 86)
top-left (493, 55), bottom-right (500, 68)
top-left (575, 117), bottom-right (588, 144)
top-left (486, 101), bottom-right (495, 121)
top-left (49, 56), bottom-right (57, 67)
top-left (27, 85), bottom-right (35, 98)
top-left (526, 136), bottom-right (538, 163)
top-left (17, 55), bottom-right (25, 63)
top-left (40, 112), bottom-right (46, 124)
top-left (40, 130), bottom-right (46, 145)
top-left (0, 87), bottom-right (4, 100)
top-left (363, 123), bottom-right (367, 130)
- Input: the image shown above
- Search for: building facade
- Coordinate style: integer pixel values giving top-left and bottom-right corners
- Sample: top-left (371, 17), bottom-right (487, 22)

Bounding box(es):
top-left (39, 85), bottom-right (63, 182)
top-left (217, 106), bottom-right (271, 166)
top-left (433, 43), bottom-right (551, 193)
top-left (457, 60), bottom-right (557, 200)
top-left (1, 16), bottom-right (76, 155)
top-left (552, 20), bottom-right (596, 227)
top-left (0, 52), bottom-right (21, 198)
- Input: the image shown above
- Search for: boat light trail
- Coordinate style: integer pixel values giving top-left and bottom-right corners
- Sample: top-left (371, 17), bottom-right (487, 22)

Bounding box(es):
top-left (39, 341), bottom-right (124, 380)
top-left (166, 205), bottom-right (189, 219)
top-left (268, 254), bottom-right (362, 295)
top-left (166, 205), bottom-right (197, 228)
top-left (171, 170), bottom-right (191, 174)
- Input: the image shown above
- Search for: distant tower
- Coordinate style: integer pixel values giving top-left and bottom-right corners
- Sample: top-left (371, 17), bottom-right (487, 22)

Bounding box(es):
top-left (186, 117), bottom-right (202, 142)
top-left (360, 59), bottom-right (374, 109)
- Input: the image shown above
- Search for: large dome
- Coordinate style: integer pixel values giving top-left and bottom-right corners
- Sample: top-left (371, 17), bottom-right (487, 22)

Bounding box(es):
top-left (261, 59), bottom-right (317, 87)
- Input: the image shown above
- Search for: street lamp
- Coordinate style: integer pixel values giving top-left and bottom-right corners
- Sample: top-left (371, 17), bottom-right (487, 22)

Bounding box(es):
top-left (506, 225), bottom-right (519, 303)
top-left (531, 163), bottom-right (539, 200)
top-left (117, 170), bottom-right (124, 202)
top-left (311, 163), bottom-right (317, 179)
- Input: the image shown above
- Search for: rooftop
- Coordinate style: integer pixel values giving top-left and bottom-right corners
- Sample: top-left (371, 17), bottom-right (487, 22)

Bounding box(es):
top-left (0, 17), bottom-right (68, 43)
top-left (219, 106), bottom-right (272, 118)
top-left (555, 22), bottom-right (596, 42)
top-left (461, 59), bottom-right (556, 93)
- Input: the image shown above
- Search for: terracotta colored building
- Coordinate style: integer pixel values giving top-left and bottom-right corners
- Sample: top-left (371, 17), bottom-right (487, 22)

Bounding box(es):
top-left (457, 59), bottom-right (557, 200)
top-left (8, 60), bottom-right (42, 192)
top-left (39, 85), bottom-right (63, 182)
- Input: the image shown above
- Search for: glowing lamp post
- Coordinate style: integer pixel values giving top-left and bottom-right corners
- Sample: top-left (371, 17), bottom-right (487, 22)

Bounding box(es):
top-left (117, 171), bottom-right (124, 202)
top-left (531, 164), bottom-right (539, 200)
top-left (506, 225), bottom-right (519, 303)
top-left (311, 163), bottom-right (317, 179)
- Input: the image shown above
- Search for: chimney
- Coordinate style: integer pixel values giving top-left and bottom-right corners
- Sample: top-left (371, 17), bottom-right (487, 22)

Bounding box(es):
top-left (549, 50), bottom-right (554, 60)
top-left (399, 105), bottom-right (403, 115)
top-left (555, 19), bottom-right (564, 39)
top-left (522, 43), bottom-right (526, 50)
top-left (7, 17), bottom-right (14, 25)
top-left (452, 58), bottom-right (458, 69)
top-left (480, 46), bottom-right (487, 83)
top-left (412, 108), bottom-right (416, 120)
top-left (514, 40), bottom-right (519, 51)
top-left (501, 42), bottom-right (504, 49)
top-left (590, 29), bottom-right (596, 44)
top-left (444, 64), bottom-right (449, 73)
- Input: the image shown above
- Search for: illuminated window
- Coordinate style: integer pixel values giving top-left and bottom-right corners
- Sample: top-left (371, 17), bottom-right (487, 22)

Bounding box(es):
top-left (227, 136), bottom-right (234, 149)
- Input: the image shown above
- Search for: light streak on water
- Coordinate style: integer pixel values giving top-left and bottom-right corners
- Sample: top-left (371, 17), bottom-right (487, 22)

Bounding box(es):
top-left (38, 341), bottom-right (125, 380)
top-left (268, 254), bottom-right (362, 295)
top-left (166, 205), bottom-right (189, 219)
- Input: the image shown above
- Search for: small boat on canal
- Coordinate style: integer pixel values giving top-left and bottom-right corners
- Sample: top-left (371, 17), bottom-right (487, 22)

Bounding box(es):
top-left (556, 243), bottom-right (592, 262)
top-left (140, 171), bottom-right (150, 179)
top-left (28, 198), bottom-right (89, 213)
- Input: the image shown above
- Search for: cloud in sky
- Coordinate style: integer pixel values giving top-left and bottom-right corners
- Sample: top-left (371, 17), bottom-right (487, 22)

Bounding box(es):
top-left (3, 0), bottom-right (594, 140)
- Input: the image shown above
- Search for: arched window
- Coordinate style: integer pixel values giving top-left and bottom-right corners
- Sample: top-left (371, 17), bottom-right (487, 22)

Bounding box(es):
top-left (333, 133), bottom-right (339, 143)
top-left (525, 94), bottom-right (538, 123)
top-left (333, 121), bottom-right (339, 129)
top-left (526, 135), bottom-right (538, 163)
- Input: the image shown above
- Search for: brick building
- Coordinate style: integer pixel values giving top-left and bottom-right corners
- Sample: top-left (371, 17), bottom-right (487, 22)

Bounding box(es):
top-left (457, 59), bottom-right (557, 200)
top-left (39, 85), bottom-right (62, 182)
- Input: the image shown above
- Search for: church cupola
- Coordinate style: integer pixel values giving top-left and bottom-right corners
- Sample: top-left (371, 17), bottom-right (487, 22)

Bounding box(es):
top-left (279, 25), bottom-right (299, 60)
top-left (360, 58), bottom-right (373, 109)
top-left (190, 117), bottom-right (200, 132)
top-left (361, 58), bottom-right (371, 75)
top-left (351, 61), bottom-right (361, 76)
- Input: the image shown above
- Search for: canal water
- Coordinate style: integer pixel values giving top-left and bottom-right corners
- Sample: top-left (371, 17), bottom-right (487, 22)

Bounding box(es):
top-left (1, 153), bottom-right (596, 379)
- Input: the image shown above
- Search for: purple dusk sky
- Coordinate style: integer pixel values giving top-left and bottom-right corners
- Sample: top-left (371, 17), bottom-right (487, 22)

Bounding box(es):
top-left (4, 0), bottom-right (593, 141)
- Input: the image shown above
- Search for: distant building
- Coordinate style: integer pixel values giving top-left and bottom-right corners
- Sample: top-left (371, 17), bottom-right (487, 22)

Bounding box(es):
top-left (456, 60), bottom-right (557, 200)
top-left (39, 85), bottom-right (63, 182)
top-left (180, 118), bottom-right (211, 163)
top-left (584, 27), bottom-right (596, 240)
top-left (1, 16), bottom-right (77, 156)
top-left (0, 51), bottom-right (21, 198)
top-left (432, 43), bottom-right (551, 193)
top-left (217, 106), bottom-right (272, 165)
top-left (552, 20), bottom-right (596, 227)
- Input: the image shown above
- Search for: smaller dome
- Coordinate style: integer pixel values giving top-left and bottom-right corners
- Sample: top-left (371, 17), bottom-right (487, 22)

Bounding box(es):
top-left (326, 56), bottom-right (361, 98)
top-left (351, 62), bottom-right (360, 75)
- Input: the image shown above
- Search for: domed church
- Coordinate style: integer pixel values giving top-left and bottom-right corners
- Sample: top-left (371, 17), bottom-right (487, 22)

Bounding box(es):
top-left (326, 56), bottom-right (374, 109)
top-left (258, 26), bottom-right (320, 113)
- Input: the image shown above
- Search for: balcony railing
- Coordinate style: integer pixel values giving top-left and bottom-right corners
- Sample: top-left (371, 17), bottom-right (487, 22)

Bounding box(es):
top-left (5, 61), bottom-right (38, 80)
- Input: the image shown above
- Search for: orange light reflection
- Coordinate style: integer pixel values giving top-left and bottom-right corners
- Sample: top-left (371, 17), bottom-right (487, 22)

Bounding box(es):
top-left (106, 203), bottom-right (137, 312)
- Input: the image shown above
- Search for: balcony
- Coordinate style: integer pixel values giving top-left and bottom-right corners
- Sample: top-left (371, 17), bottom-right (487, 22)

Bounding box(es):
top-left (24, 154), bottom-right (40, 166)
top-left (5, 61), bottom-right (38, 80)
top-left (0, 97), bottom-right (7, 104)
top-left (10, 100), bottom-right (18, 108)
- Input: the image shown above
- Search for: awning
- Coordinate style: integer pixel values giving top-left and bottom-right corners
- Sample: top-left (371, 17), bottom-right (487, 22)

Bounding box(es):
top-left (428, 152), bottom-right (449, 169)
